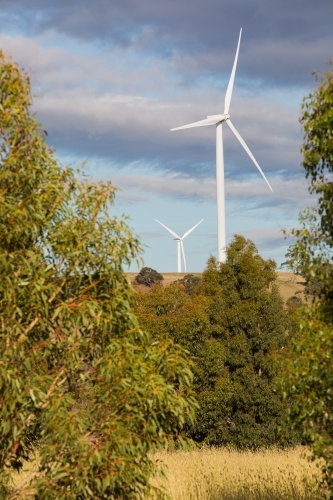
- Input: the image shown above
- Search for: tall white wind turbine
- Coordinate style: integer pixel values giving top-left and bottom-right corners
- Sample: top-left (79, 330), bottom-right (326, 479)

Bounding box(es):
top-left (171, 29), bottom-right (272, 263)
top-left (155, 219), bottom-right (204, 273)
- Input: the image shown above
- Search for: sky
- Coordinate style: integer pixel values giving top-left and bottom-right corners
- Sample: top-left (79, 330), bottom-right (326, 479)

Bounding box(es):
top-left (0, 0), bottom-right (332, 272)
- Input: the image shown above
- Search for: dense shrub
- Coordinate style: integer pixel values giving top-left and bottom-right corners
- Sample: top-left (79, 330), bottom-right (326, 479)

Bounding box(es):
top-left (176, 273), bottom-right (201, 295)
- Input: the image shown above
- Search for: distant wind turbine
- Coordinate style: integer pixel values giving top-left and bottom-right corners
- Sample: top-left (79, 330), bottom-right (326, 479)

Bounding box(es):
top-left (171, 28), bottom-right (272, 263)
top-left (155, 219), bottom-right (204, 273)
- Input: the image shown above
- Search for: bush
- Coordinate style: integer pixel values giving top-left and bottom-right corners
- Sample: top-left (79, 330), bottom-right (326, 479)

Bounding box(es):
top-left (176, 273), bottom-right (201, 295)
top-left (135, 267), bottom-right (164, 287)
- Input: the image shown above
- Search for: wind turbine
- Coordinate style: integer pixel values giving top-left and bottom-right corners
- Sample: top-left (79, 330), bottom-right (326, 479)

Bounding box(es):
top-left (155, 219), bottom-right (204, 273)
top-left (171, 28), bottom-right (272, 263)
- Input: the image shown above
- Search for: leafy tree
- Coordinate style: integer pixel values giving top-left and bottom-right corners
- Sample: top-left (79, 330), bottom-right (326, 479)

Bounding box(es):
top-left (135, 267), bottom-right (164, 287)
top-left (279, 65), bottom-right (333, 496)
top-left (280, 246), bottom-right (303, 276)
top-left (176, 273), bottom-right (201, 295)
top-left (137, 236), bottom-right (295, 449)
top-left (136, 283), bottom-right (210, 359)
top-left (194, 235), bottom-right (292, 448)
top-left (136, 282), bottom-right (230, 444)
top-left (0, 51), bottom-right (196, 499)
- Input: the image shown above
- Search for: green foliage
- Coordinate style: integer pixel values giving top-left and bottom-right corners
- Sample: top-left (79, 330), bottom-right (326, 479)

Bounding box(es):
top-left (280, 246), bottom-right (303, 275)
top-left (286, 294), bottom-right (303, 309)
top-left (279, 306), bottom-right (333, 494)
top-left (284, 65), bottom-right (333, 308)
top-left (195, 236), bottom-right (292, 448)
top-left (176, 273), bottom-right (201, 295)
top-left (135, 267), bottom-right (164, 287)
top-left (0, 52), bottom-right (197, 499)
top-left (279, 64), bottom-right (333, 496)
top-left (136, 283), bottom-right (210, 358)
top-left (137, 235), bottom-right (295, 449)
top-left (285, 294), bottom-right (304, 339)
top-left (136, 282), bottom-right (230, 444)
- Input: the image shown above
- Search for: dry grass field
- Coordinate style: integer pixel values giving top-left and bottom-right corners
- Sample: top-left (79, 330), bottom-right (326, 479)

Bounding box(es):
top-left (128, 271), bottom-right (305, 303)
top-left (275, 271), bottom-right (305, 303)
top-left (10, 447), bottom-right (325, 499)
top-left (150, 447), bottom-right (325, 500)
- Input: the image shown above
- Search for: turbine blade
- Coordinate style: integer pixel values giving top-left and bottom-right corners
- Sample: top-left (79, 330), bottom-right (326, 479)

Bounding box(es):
top-left (155, 219), bottom-right (180, 239)
top-left (171, 117), bottom-right (218, 131)
top-left (224, 28), bottom-right (242, 115)
top-left (182, 218), bottom-right (204, 239)
top-left (226, 120), bottom-right (273, 192)
top-left (180, 240), bottom-right (187, 273)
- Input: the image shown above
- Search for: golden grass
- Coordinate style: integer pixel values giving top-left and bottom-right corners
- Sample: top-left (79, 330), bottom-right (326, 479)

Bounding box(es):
top-left (7, 454), bottom-right (39, 500)
top-left (275, 271), bottom-right (305, 303)
top-left (127, 271), bottom-right (306, 303)
top-left (151, 447), bottom-right (325, 500)
top-left (9, 447), bottom-right (325, 499)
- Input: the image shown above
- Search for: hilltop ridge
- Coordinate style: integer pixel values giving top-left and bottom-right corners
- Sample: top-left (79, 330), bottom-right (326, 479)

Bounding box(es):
top-left (127, 271), bottom-right (305, 303)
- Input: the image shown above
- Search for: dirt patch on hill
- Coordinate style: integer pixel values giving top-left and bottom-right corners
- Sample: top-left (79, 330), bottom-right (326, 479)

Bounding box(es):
top-left (275, 272), bottom-right (305, 303)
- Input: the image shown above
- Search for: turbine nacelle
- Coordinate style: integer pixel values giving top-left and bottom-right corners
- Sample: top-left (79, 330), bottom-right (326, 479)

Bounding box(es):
top-left (171, 113), bottom-right (231, 131)
top-left (207, 114), bottom-right (230, 123)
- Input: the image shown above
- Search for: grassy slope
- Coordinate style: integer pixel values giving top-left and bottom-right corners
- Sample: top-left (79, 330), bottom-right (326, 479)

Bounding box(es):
top-left (275, 271), bottom-right (305, 302)
top-left (128, 272), bottom-right (305, 303)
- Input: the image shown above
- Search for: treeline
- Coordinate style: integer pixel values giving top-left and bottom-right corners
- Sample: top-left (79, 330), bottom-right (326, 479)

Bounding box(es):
top-left (136, 236), bottom-right (302, 449)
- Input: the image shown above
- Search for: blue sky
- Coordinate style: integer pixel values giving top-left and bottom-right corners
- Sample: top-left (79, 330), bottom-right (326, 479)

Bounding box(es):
top-left (0, 0), bottom-right (332, 271)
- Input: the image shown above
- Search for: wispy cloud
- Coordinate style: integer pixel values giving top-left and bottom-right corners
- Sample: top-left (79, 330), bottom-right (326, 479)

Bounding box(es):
top-left (110, 172), bottom-right (313, 209)
top-left (0, 33), bottom-right (303, 178)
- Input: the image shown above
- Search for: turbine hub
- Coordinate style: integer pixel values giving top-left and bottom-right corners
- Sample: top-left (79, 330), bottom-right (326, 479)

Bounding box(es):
top-left (207, 113), bottom-right (230, 122)
top-left (207, 114), bottom-right (224, 120)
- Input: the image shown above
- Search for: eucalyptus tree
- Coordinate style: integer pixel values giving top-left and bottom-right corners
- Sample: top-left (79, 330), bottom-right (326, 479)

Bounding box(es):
top-left (0, 51), bottom-right (196, 499)
top-left (280, 64), bottom-right (333, 497)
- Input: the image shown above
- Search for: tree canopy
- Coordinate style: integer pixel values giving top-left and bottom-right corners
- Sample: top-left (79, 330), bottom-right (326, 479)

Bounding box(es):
top-left (137, 235), bottom-right (295, 449)
top-left (135, 267), bottom-right (164, 287)
top-left (0, 51), bottom-right (196, 499)
top-left (279, 64), bottom-right (333, 497)
top-left (195, 236), bottom-right (291, 448)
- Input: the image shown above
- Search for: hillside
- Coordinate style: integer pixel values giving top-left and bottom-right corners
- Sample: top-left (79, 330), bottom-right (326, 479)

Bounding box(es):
top-left (127, 271), bottom-right (305, 303)
top-left (275, 271), bottom-right (305, 302)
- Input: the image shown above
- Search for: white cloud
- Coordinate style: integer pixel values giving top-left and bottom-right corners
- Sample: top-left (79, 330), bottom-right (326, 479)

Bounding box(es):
top-left (0, 33), bottom-right (302, 176)
top-left (111, 172), bottom-right (313, 208)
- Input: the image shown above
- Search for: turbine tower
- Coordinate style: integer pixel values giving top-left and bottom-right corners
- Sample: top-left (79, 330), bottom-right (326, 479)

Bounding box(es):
top-left (171, 29), bottom-right (272, 263)
top-left (155, 219), bottom-right (204, 273)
